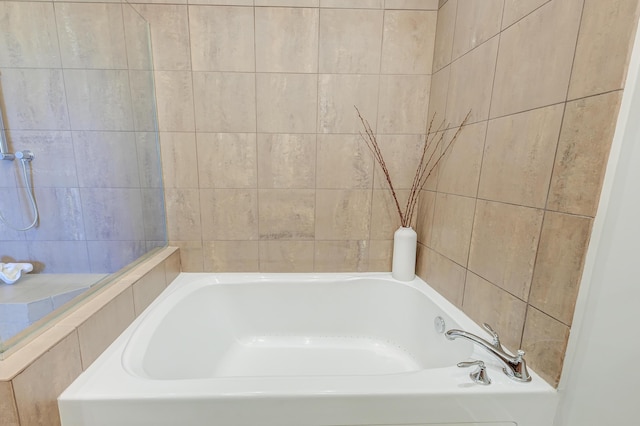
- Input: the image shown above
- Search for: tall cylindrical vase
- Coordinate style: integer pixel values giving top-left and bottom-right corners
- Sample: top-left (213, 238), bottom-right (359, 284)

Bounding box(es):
top-left (391, 226), bottom-right (417, 281)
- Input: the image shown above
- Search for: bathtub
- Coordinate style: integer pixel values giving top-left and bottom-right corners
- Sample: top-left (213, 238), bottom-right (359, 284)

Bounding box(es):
top-left (59, 273), bottom-right (557, 426)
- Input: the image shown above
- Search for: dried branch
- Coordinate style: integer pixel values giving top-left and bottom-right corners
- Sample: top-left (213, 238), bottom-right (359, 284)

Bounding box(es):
top-left (356, 107), bottom-right (471, 228)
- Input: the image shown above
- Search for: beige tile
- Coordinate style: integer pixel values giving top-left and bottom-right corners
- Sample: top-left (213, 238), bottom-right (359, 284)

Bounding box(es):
top-left (12, 330), bottom-right (82, 426)
top-left (123, 3), bottom-right (153, 70)
top-left (314, 240), bottom-right (369, 272)
top-left (568, 0), bottom-right (639, 99)
top-left (55, 3), bottom-right (126, 69)
top-left (490, 0), bottom-right (582, 118)
top-left (529, 212), bottom-right (592, 325)
top-left (468, 200), bottom-right (544, 300)
top-left (437, 121), bottom-right (486, 197)
top-left (478, 104), bottom-right (564, 208)
top-left (169, 240), bottom-right (203, 272)
top-left (164, 188), bottom-right (202, 241)
top-left (197, 133), bottom-right (257, 188)
top-left (27, 241), bottom-right (90, 273)
top-left (134, 4), bottom-right (191, 71)
top-left (384, 0), bottom-right (439, 10)
top-left (1, 68), bottom-right (69, 131)
top-left (316, 134), bottom-right (373, 189)
top-left (0, 381), bottom-right (19, 426)
top-left (128, 70), bottom-right (157, 132)
top-left (200, 189), bottom-right (258, 240)
top-left (320, 0), bottom-right (382, 8)
top-left (432, 0), bottom-right (457, 72)
top-left (259, 241), bottom-right (315, 272)
top-left (451, 0), bottom-right (503, 60)
top-left (258, 189), bottom-right (315, 240)
top-left (427, 65), bottom-right (450, 126)
top-left (521, 306), bottom-right (570, 387)
top-left (190, 5), bottom-right (254, 72)
top-left (87, 241), bottom-right (147, 273)
top-left (315, 190), bottom-right (372, 240)
top-left (502, 0), bottom-right (550, 28)
top-left (446, 35), bottom-right (498, 125)
top-left (372, 134), bottom-right (426, 189)
top-left (25, 188), bottom-right (84, 241)
top-left (164, 249), bottom-right (182, 283)
top-left (257, 7), bottom-right (318, 73)
top-left (256, 0), bottom-right (318, 6)
top-left (159, 132), bottom-right (199, 188)
top-left (0, 1), bottom-right (60, 67)
top-left (64, 70), bottom-right (134, 131)
top-left (430, 193), bottom-right (475, 266)
top-left (76, 287), bottom-right (135, 368)
top-left (154, 71), bottom-right (195, 132)
top-left (319, 8), bottom-right (383, 73)
top-left (547, 91), bottom-right (622, 216)
top-left (463, 272), bottom-right (527, 351)
top-left (416, 245), bottom-right (466, 308)
top-left (191, 0), bottom-right (251, 4)
top-left (202, 241), bottom-right (259, 272)
top-left (73, 131), bottom-right (139, 188)
top-left (370, 189), bottom-right (410, 239)
top-left (368, 239), bottom-right (393, 272)
top-left (193, 72), bottom-right (256, 132)
top-left (258, 134), bottom-right (316, 189)
top-left (318, 74), bottom-right (379, 133)
top-left (415, 190), bottom-right (436, 246)
top-left (256, 73), bottom-right (317, 133)
top-left (80, 188), bottom-right (145, 241)
top-left (377, 75), bottom-right (430, 134)
top-left (132, 263), bottom-right (167, 316)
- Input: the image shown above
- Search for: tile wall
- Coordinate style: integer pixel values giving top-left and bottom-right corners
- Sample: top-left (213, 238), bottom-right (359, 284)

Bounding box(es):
top-left (133, 0), bottom-right (440, 271)
top-left (417, 0), bottom-right (639, 386)
top-left (0, 1), bottom-right (165, 273)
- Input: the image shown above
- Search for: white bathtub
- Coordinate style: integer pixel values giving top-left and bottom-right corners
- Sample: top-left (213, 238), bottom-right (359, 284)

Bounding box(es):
top-left (59, 273), bottom-right (557, 426)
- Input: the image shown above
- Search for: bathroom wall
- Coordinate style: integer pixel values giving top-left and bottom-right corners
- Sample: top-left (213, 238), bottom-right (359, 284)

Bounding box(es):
top-left (416, 0), bottom-right (640, 386)
top-left (131, 0), bottom-right (439, 272)
top-left (0, 1), bottom-right (165, 273)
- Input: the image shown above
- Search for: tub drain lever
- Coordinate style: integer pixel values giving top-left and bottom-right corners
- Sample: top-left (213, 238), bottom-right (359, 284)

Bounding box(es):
top-left (457, 360), bottom-right (491, 385)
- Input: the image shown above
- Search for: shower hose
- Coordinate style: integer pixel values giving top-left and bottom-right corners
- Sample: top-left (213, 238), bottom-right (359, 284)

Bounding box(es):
top-left (0, 155), bottom-right (39, 231)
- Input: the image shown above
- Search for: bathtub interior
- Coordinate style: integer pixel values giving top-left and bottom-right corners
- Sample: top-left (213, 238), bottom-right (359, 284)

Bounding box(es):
top-left (123, 277), bottom-right (474, 380)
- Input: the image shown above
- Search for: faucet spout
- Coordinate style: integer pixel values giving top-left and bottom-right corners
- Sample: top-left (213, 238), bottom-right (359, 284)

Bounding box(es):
top-left (445, 328), bottom-right (531, 382)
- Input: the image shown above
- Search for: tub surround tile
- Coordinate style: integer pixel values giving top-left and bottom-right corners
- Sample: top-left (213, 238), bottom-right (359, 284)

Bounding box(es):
top-left (141, 189), bottom-right (167, 242)
top-left (314, 240), bottom-right (369, 272)
top-left (258, 189), bottom-right (316, 240)
top-left (200, 189), bottom-right (258, 240)
top-left (256, 73), bottom-right (318, 133)
top-left (169, 241), bottom-right (203, 272)
top-left (451, 0), bottom-right (503, 61)
top-left (132, 264), bottom-right (167, 316)
top-left (468, 200), bottom-right (543, 301)
top-left (318, 8), bottom-right (383, 74)
top-left (416, 190), bottom-right (436, 247)
top-left (315, 190), bottom-right (372, 240)
top-left (529, 212), bottom-right (592, 326)
top-left (164, 188), bottom-right (202, 241)
top-left (568, 0), bottom-right (640, 99)
top-left (80, 188), bottom-right (145, 241)
top-left (77, 287), bottom-right (135, 369)
top-left (372, 135), bottom-right (426, 190)
top-left (490, 0), bottom-right (582, 118)
top-left (257, 134), bottom-right (317, 189)
top-left (501, 0), bottom-right (550, 29)
top-left (385, 0), bottom-right (439, 9)
top-left (256, 0), bottom-right (318, 6)
top-left (416, 245), bottom-right (466, 308)
top-left (190, 5), bottom-right (254, 72)
top-left (318, 74), bottom-right (379, 134)
top-left (319, 0), bottom-right (383, 8)
top-left (368, 239), bottom-right (393, 272)
top-left (369, 189), bottom-right (410, 239)
top-left (430, 193), bottom-right (475, 267)
top-left (190, 0), bottom-right (250, 5)
top-left (164, 250), bottom-right (182, 284)
top-left (159, 132), bottom-right (199, 188)
top-left (316, 134), bottom-right (373, 189)
top-left (135, 4), bottom-right (191, 71)
top-left (432, 0), bottom-right (456, 72)
top-left (522, 307), bottom-right (570, 387)
top-left (478, 104), bottom-right (563, 208)
top-left (87, 241), bottom-right (147, 273)
top-left (426, 65), bottom-right (450, 127)
top-left (196, 133), bottom-right (257, 188)
top-left (258, 241), bottom-right (315, 272)
top-left (154, 71), bottom-right (195, 132)
top-left (0, 1), bottom-right (60, 68)
top-left (462, 272), bottom-right (527, 351)
top-left (0, 381), bottom-right (19, 426)
top-left (547, 91), bottom-right (623, 217)
top-left (203, 241), bottom-right (259, 272)
top-left (377, 75), bottom-right (430, 134)
top-left (257, 7), bottom-right (318, 73)
top-left (12, 330), bottom-right (82, 426)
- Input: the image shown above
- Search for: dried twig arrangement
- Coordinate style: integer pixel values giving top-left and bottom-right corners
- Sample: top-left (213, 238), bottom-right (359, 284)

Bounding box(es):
top-left (356, 107), bottom-right (471, 228)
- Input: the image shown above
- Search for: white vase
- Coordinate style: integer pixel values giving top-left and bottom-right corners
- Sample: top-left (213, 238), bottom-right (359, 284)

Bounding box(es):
top-left (391, 226), bottom-right (417, 281)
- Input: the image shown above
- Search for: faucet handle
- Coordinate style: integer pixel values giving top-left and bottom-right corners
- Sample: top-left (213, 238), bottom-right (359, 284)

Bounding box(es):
top-left (482, 323), bottom-right (502, 349)
top-left (457, 360), bottom-right (491, 385)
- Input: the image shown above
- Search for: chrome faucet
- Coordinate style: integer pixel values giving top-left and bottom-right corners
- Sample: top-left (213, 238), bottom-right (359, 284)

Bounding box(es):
top-left (445, 323), bottom-right (531, 382)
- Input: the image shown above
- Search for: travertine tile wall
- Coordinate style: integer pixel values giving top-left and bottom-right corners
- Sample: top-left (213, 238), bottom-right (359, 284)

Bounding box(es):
top-left (134, 0), bottom-right (440, 272)
top-left (417, 0), bottom-right (639, 386)
top-left (0, 1), bottom-right (165, 274)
